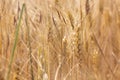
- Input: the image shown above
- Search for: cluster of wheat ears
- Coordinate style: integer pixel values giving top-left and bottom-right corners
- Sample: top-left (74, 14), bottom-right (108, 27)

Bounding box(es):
top-left (0, 0), bottom-right (120, 80)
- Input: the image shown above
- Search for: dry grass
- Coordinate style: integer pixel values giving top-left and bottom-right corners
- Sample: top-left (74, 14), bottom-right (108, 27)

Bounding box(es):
top-left (0, 0), bottom-right (120, 80)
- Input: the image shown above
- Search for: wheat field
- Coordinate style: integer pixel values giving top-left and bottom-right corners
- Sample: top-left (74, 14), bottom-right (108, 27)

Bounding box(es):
top-left (0, 0), bottom-right (120, 80)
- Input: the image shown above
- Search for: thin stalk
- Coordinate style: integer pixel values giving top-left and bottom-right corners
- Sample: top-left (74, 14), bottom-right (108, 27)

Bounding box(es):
top-left (24, 5), bottom-right (34, 80)
top-left (92, 33), bottom-right (117, 80)
top-left (6, 4), bottom-right (25, 80)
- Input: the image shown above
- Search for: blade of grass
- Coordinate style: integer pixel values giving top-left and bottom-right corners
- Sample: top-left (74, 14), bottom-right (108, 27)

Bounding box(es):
top-left (6, 3), bottom-right (25, 80)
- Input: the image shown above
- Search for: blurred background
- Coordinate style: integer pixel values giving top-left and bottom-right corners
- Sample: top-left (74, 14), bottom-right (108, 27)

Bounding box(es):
top-left (0, 0), bottom-right (120, 80)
